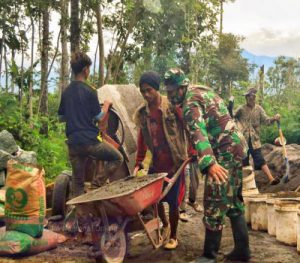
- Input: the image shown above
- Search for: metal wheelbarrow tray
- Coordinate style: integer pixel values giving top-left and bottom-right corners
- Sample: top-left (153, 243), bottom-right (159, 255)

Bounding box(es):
top-left (67, 172), bottom-right (167, 216)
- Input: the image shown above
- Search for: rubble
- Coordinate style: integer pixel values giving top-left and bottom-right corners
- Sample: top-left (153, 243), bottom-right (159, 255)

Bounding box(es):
top-left (255, 143), bottom-right (300, 193)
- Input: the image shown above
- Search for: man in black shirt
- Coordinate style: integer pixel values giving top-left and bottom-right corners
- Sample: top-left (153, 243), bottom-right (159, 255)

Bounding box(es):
top-left (58, 52), bottom-right (123, 197)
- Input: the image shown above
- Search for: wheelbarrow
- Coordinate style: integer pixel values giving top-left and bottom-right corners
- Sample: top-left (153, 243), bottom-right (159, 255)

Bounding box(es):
top-left (66, 158), bottom-right (190, 263)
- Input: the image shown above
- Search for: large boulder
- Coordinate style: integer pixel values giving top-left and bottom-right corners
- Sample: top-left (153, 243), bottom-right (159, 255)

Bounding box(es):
top-left (98, 85), bottom-right (144, 172)
top-left (256, 143), bottom-right (300, 192)
top-left (0, 130), bottom-right (18, 154)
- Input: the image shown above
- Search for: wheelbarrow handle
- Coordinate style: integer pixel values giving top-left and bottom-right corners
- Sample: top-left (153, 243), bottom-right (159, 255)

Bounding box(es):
top-left (159, 158), bottom-right (191, 201)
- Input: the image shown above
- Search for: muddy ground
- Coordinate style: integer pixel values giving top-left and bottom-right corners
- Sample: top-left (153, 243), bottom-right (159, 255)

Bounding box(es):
top-left (1, 179), bottom-right (299, 263)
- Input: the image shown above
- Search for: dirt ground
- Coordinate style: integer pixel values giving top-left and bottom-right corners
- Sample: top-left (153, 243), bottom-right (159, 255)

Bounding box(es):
top-left (0, 179), bottom-right (299, 263)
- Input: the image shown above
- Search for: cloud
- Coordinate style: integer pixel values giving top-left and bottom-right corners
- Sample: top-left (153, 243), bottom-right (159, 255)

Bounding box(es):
top-left (223, 0), bottom-right (300, 57)
top-left (241, 28), bottom-right (300, 57)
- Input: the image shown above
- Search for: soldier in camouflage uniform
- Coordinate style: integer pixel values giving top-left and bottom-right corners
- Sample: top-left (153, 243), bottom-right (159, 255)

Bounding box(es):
top-left (164, 68), bottom-right (251, 263)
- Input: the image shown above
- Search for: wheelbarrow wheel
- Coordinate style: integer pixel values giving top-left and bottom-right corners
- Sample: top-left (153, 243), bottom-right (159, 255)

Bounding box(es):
top-left (100, 221), bottom-right (128, 263)
top-left (52, 172), bottom-right (71, 218)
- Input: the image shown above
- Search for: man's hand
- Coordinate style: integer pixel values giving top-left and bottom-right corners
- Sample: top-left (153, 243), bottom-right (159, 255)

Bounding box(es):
top-left (103, 99), bottom-right (112, 108)
top-left (273, 113), bottom-right (280, 121)
top-left (207, 163), bottom-right (228, 184)
top-left (133, 166), bottom-right (140, 177)
top-left (133, 163), bottom-right (144, 176)
top-left (102, 100), bottom-right (113, 113)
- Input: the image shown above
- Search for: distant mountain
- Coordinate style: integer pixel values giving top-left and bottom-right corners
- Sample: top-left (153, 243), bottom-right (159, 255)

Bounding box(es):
top-left (242, 50), bottom-right (276, 72)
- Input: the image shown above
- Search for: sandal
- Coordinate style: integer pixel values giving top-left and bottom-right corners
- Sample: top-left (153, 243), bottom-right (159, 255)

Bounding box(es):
top-left (270, 177), bottom-right (280, 185)
top-left (164, 238), bottom-right (178, 250)
top-left (187, 201), bottom-right (203, 213)
top-left (179, 211), bottom-right (189, 222)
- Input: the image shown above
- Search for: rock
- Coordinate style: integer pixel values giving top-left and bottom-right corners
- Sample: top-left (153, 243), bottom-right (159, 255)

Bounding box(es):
top-left (0, 148), bottom-right (37, 170)
top-left (0, 130), bottom-right (18, 154)
top-left (0, 170), bottom-right (5, 187)
top-left (15, 149), bottom-right (37, 165)
top-left (256, 143), bottom-right (300, 193)
top-left (98, 85), bottom-right (144, 172)
top-left (0, 150), bottom-right (12, 170)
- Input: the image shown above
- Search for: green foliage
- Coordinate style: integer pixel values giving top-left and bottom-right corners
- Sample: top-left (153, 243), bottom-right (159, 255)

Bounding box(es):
top-left (127, 0), bottom-right (220, 83)
top-left (231, 56), bottom-right (300, 145)
top-left (210, 33), bottom-right (249, 97)
top-left (261, 56), bottom-right (300, 144)
top-left (0, 92), bottom-right (69, 183)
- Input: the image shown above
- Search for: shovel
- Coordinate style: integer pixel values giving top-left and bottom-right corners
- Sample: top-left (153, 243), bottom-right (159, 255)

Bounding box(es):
top-left (276, 121), bottom-right (290, 183)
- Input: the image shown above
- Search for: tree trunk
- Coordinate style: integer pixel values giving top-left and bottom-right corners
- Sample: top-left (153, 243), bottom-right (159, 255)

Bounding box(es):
top-left (219, 0), bottom-right (223, 37)
top-left (39, 8), bottom-right (49, 135)
top-left (259, 65), bottom-right (264, 105)
top-left (19, 42), bottom-right (25, 110)
top-left (112, 6), bottom-right (138, 83)
top-left (93, 41), bottom-right (98, 85)
top-left (70, 0), bottom-right (80, 54)
top-left (95, 1), bottom-right (105, 88)
top-left (0, 33), bottom-right (3, 77)
top-left (10, 50), bottom-right (15, 93)
top-left (4, 45), bottom-right (8, 92)
top-left (47, 29), bottom-right (61, 79)
top-left (29, 16), bottom-right (35, 120)
top-left (60, 0), bottom-right (69, 95)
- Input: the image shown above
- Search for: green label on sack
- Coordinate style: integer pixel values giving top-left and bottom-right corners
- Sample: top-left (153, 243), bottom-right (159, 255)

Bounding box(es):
top-left (12, 163), bottom-right (34, 173)
top-left (6, 187), bottom-right (28, 209)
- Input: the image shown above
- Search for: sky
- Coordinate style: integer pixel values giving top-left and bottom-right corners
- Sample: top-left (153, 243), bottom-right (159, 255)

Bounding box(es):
top-left (223, 0), bottom-right (300, 57)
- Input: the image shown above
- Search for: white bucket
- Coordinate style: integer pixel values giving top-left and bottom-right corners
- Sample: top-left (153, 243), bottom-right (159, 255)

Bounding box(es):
top-left (243, 188), bottom-right (260, 224)
top-left (275, 199), bottom-right (300, 246)
top-left (249, 195), bottom-right (268, 231)
top-left (266, 198), bottom-right (276, 236)
top-left (297, 210), bottom-right (300, 253)
top-left (242, 166), bottom-right (257, 190)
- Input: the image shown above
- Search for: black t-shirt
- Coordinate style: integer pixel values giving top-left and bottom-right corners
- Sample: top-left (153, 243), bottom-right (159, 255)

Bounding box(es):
top-left (58, 80), bottom-right (102, 145)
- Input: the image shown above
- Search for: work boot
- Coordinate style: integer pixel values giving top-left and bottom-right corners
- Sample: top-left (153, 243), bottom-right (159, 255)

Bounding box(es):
top-left (191, 228), bottom-right (222, 263)
top-left (225, 215), bottom-right (251, 262)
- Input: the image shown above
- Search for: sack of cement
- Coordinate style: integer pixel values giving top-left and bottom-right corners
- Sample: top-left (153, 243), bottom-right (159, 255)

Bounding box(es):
top-left (5, 160), bottom-right (46, 238)
top-left (0, 227), bottom-right (67, 256)
top-left (0, 130), bottom-right (18, 155)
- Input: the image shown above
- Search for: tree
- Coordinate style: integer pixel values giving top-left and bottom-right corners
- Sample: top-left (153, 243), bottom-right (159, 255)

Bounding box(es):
top-left (60, 0), bottom-right (69, 94)
top-left (219, 0), bottom-right (235, 37)
top-left (70, 0), bottom-right (80, 54)
top-left (38, 6), bottom-right (50, 135)
top-left (210, 33), bottom-right (249, 97)
top-left (266, 56), bottom-right (300, 105)
top-left (95, 0), bottom-right (105, 87)
top-left (129, 0), bottom-right (220, 81)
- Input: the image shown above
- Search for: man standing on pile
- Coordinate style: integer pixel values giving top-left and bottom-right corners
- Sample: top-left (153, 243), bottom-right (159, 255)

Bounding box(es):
top-left (133, 71), bottom-right (187, 250)
top-left (164, 68), bottom-right (250, 262)
top-left (58, 52), bottom-right (123, 198)
top-left (231, 88), bottom-right (280, 185)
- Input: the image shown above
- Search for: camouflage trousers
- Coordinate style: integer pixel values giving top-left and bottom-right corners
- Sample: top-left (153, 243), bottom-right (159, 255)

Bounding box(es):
top-left (203, 151), bottom-right (244, 231)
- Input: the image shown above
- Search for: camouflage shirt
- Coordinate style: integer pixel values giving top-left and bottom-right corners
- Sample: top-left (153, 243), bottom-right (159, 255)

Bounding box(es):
top-left (234, 104), bottom-right (274, 149)
top-left (183, 85), bottom-right (246, 172)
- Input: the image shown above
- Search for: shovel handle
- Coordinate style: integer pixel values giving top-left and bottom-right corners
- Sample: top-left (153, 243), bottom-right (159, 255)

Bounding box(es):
top-left (277, 121), bottom-right (287, 158)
